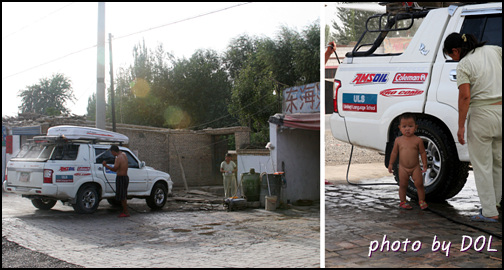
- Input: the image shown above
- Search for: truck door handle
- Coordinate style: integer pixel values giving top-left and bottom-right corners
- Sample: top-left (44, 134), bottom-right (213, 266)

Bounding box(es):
top-left (449, 70), bottom-right (457, 81)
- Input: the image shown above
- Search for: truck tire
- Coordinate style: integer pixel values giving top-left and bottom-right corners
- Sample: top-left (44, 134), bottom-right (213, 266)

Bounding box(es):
top-left (73, 184), bottom-right (100, 214)
top-left (391, 118), bottom-right (469, 202)
top-left (31, 198), bottom-right (57, 210)
top-left (146, 182), bottom-right (167, 210)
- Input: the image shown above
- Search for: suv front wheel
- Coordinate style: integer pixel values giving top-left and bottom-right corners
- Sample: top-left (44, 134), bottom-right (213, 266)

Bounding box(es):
top-left (146, 182), bottom-right (167, 210)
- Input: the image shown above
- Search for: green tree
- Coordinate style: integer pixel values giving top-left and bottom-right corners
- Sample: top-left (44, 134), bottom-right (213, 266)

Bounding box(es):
top-left (166, 49), bottom-right (234, 129)
top-left (226, 22), bottom-right (320, 145)
top-left (330, 4), bottom-right (379, 45)
top-left (18, 73), bottom-right (75, 116)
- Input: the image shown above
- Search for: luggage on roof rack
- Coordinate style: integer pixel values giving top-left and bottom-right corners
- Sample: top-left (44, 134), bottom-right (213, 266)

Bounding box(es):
top-left (46, 125), bottom-right (129, 144)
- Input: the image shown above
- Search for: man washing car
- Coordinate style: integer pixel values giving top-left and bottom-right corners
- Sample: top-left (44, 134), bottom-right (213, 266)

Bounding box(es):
top-left (103, 145), bottom-right (130, 217)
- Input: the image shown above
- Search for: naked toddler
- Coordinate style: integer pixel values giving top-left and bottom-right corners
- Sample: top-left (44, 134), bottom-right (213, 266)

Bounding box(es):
top-left (388, 113), bottom-right (428, 210)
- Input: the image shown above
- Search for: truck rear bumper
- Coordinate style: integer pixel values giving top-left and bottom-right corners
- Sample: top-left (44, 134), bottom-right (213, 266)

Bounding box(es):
top-left (329, 113), bottom-right (350, 143)
top-left (3, 182), bottom-right (58, 197)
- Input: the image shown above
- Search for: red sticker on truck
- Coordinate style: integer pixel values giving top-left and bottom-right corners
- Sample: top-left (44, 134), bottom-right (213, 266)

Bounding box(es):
top-left (351, 73), bottom-right (389, 85)
top-left (392, 73), bottom-right (428, 84)
top-left (380, 88), bottom-right (424, 97)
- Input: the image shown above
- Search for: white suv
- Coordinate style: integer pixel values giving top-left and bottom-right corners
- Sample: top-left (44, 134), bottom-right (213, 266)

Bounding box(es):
top-left (3, 126), bottom-right (173, 214)
top-left (330, 3), bottom-right (502, 201)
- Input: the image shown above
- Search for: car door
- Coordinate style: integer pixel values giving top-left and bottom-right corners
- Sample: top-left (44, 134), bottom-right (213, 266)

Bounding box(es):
top-left (436, 10), bottom-right (502, 111)
top-left (94, 147), bottom-right (148, 194)
top-left (94, 147), bottom-right (116, 194)
top-left (120, 149), bottom-right (148, 193)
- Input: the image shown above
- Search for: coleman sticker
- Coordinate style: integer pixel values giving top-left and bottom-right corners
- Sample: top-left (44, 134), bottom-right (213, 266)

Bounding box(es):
top-left (351, 73), bottom-right (389, 85)
top-left (55, 175), bottom-right (73, 183)
top-left (380, 88), bottom-right (424, 97)
top-left (392, 73), bottom-right (428, 84)
top-left (77, 167), bottom-right (91, 171)
top-left (342, 93), bottom-right (377, 112)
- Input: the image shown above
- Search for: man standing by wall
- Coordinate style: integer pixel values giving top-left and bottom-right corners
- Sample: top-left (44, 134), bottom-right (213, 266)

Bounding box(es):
top-left (220, 153), bottom-right (237, 198)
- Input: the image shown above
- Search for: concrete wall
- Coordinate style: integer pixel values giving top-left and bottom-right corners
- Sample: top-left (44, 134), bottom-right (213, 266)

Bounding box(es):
top-left (270, 122), bottom-right (320, 204)
top-left (236, 149), bottom-right (274, 180)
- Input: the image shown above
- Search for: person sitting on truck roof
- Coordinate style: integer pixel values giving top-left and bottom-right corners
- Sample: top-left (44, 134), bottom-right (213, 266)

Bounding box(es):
top-left (443, 32), bottom-right (502, 223)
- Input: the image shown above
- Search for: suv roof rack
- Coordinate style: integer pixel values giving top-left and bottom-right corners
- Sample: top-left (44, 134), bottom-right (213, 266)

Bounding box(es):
top-left (378, 2), bottom-right (481, 14)
top-left (46, 125), bottom-right (129, 144)
top-left (30, 135), bottom-right (126, 146)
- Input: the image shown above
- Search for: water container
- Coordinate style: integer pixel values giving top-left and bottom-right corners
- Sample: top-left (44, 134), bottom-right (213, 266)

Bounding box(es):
top-left (260, 174), bottom-right (282, 207)
top-left (241, 168), bottom-right (261, 201)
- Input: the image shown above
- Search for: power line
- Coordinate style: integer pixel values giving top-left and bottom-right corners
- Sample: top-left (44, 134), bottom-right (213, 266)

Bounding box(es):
top-left (2, 44), bottom-right (97, 80)
top-left (113, 2), bottom-right (252, 41)
top-left (2, 2), bottom-right (75, 40)
top-left (185, 87), bottom-right (284, 130)
top-left (184, 98), bottom-right (280, 153)
top-left (2, 2), bottom-right (252, 81)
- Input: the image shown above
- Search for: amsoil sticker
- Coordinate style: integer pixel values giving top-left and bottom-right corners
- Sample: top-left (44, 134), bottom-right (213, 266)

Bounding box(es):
top-left (351, 73), bottom-right (389, 85)
top-left (392, 73), bottom-right (428, 84)
top-left (380, 88), bottom-right (424, 97)
top-left (342, 94), bottom-right (377, 112)
top-left (55, 175), bottom-right (73, 183)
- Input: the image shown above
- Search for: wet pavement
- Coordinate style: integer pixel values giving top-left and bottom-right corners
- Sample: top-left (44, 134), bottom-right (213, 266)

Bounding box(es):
top-left (2, 190), bottom-right (320, 268)
top-left (325, 171), bottom-right (502, 268)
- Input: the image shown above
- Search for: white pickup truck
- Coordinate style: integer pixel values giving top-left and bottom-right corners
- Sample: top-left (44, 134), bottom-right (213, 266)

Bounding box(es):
top-left (3, 126), bottom-right (173, 213)
top-left (330, 3), bottom-right (502, 201)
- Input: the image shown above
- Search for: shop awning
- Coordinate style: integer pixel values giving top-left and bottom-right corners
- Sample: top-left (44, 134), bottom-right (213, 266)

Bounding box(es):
top-left (269, 113), bottom-right (320, 130)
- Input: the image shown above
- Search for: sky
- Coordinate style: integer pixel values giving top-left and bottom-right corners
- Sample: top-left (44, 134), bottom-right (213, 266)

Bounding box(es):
top-left (2, 2), bottom-right (321, 117)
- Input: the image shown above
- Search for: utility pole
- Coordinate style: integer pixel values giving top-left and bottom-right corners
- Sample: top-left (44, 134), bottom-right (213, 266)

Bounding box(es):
top-left (96, 2), bottom-right (106, 129)
top-left (109, 33), bottom-right (116, 132)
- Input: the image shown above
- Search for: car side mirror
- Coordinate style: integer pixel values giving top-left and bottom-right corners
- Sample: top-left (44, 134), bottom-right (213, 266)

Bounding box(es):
top-left (140, 161), bottom-right (145, 169)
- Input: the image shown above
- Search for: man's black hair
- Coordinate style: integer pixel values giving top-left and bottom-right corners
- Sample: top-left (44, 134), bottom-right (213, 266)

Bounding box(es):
top-left (110, 145), bottom-right (120, 153)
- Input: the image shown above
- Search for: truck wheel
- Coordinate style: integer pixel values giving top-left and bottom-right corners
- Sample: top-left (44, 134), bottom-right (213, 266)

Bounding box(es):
top-left (31, 198), bottom-right (57, 210)
top-left (392, 118), bottom-right (469, 201)
top-left (146, 182), bottom-right (167, 210)
top-left (73, 184), bottom-right (100, 214)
